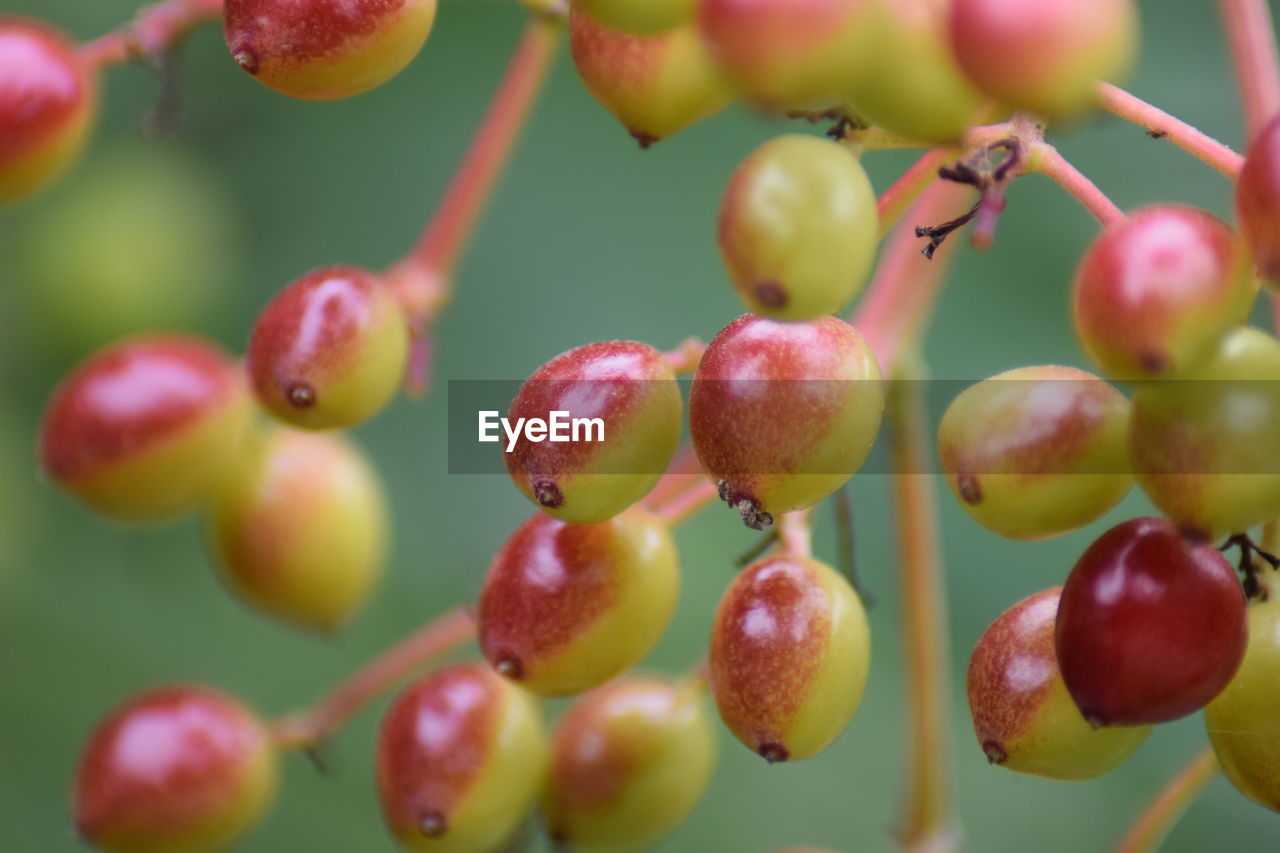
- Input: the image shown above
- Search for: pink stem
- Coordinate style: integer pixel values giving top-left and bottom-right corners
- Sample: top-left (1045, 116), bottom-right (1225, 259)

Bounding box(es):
top-left (878, 149), bottom-right (952, 235)
top-left (1115, 748), bottom-right (1219, 853)
top-left (79, 0), bottom-right (224, 68)
top-left (1096, 83), bottom-right (1244, 178)
top-left (1030, 145), bottom-right (1126, 227)
top-left (654, 479), bottom-right (720, 527)
top-left (1219, 0), bottom-right (1280, 143)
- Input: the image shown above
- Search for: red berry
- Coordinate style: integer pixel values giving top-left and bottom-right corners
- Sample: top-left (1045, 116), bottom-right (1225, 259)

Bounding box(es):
top-left (73, 686), bottom-right (278, 852)
top-left (376, 664), bottom-right (547, 852)
top-left (504, 340), bottom-right (682, 524)
top-left (1055, 517), bottom-right (1247, 726)
top-left (40, 335), bottom-right (253, 522)
top-left (247, 266), bottom-right (408, 430)
top-left (1237, 113), bottom-right (1280, 284)
top-left (478, 507), bottom-right (679, 696)
top-left (948, 0), bottom-right (1137, 116)
top-left (1073, 205), bottom-right (1256, 380)
top-left (690, 314), bottom-right (884, 528)
top-left (0, 18), bottom-right (96, 201)
top-left (224, 0), bottom-right (437, 100)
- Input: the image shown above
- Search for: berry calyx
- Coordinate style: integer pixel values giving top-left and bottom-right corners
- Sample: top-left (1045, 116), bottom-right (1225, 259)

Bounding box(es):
top-left (718, 134), bottom-right (878, 321)
top-left (504, 340), bottom-right (682, 524)
top-left (376, 664), bottom-right (547, 853)
top-left (478, 507), bottom-right (680, 696)
top-left (73, 686), bottom-right (278, 852)
top-left (570, 9), bottom-right (733, 147)
top-left (205, 428), bottom-right (388, 633)
top-left (948, 0), bottom-right (1138, 117)
top-left (247, 265), bottom-right (409, 430)
top-left (1072, 205), bottom-right (1257, 380)
top-left (968, 587), bottom-right (1150, 780)
top-left (223, 0), bottom-right (437, 100)
top-left (1236, 113), bottom-right (1280, 285)
top-left (710, 555), bottom-right (870, 761)
top-left (690, 314), bottom-right (884, 527)
top-left (40, 335), bottom-right (253, 522)
top-left (0, 18), bottom-right (96, 202)
top-left (542, 677), bottom-right (716, 850)
top-left (1055, 517), bottom-right (1247, 726)
top-left (937, 365), bottom-right (1132, 540)
top-left (575, 0), bottom-right (694, 34)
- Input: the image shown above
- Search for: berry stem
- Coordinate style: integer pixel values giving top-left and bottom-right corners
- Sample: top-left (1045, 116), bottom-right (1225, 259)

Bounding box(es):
top-left (664, 337), bottom-right (707, 375)
top-left (653, 478), bottom-right (720, 527)
top-left (1115, 747), bottom-right (1219, 853)
top-left (778, 510), bottom-right (813, 559)
top-left (1095, 83), bottom-right (1244, 178)
top-left (270, 607), bottom-right (476, 749)
top-left (878, 149), bottom-right (952, 236)
top-left (78, 0), bottom-right (225, 68)
top-left (1218, 0), bottom-right (1280, 143)
top-left (1026, 143), bottom-right (1126, 226)
top-left (643, 445), bottom-right (705, 510)
top-left (886, 355), bottom-right (957, 853)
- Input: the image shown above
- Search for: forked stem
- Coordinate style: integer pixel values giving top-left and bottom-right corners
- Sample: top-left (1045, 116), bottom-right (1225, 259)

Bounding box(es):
top-left (1096, 83), bottom-right (1244, 178)
top-left (1218, 0), bottom-right (1280, 143)
top-left (79, 0), bottom-right (225, 68)
top-left (1027, 143), bottom-right (1126, 226)
top-left (271, 607), bottom-right (476, 749)
top-left (1115, 748), bottom-right (1219, 853)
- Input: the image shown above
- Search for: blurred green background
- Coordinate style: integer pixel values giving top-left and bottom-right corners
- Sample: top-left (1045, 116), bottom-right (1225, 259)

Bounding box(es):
top-left (1, 0), bottom-right (1277, 849)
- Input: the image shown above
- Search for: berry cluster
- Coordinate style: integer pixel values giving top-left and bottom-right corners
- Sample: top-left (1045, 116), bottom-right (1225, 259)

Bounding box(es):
top-left (6, 0), bottom-right (1280, 849)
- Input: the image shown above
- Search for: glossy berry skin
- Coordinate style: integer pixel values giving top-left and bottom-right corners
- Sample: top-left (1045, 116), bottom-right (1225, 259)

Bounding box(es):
top-left (842, 0), bottom-right (985, 143)
top-left (570, 9), bottom-right (733, 147)
top-left (205, 428), bottom-right (387, 633)
top-left (1130, 327), bottom-right (1280, 540)
top-left (576, 0), bottom-right (694, 33)
top-left (542, 677), bottom-right (715, 850)
top-left (948, 0), bottom-right (1137, 117)
top-left (1055, 517), bottom-right (1247, 727)
top-left (1205, 588), bottom-right (1280, 813)
top-left (247, 266), bottom-right (408, 430)
top-left (504, 341), bottom-right (682, 524)
top-left (968, 588), bottom-right (1150, 780)
top-left (1237, 114), bottom-right (1280, 285)
top-left (710, 555), bottom-right (870, 762)
top-left (0, 18), bottom-right (96, 202)
top-left (74, 686), bottom-right (278, 853)
top-left (1073, 206), bottom-right (1257, 380)
top-left (718, 135), bottom-right (878, 321)
top-left (479, 507), bottom-right (679, 697)
top-left (696, 0), bottom-right (881, 107)
top-left (938, 366), bottom-right (1132, 541)
top-left (224, 0), bottom-right (436, 100)
top-left (376, 664), bottom-right (547, 853)
top-left (690, 314), bottom-right (884, 528)
top-left (40, 336), bottom-right (253, 522)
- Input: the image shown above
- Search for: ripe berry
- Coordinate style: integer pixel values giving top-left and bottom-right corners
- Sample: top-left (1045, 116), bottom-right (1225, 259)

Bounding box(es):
top-left (1073, 205), bottom-right (1257, 380)
top-left (696, 0), bottom-right (881, 107)
top-left (1205, 587), bottom-right (1280, 813)
top-left (690, 314), bottom-right (884, 528)
top-left (40, 335), bottom-right (253, 522)
top-left (968, 588), bottom-right (1150, 780)
top-left (1236, 114), bottom-right (1280, 285)
top-left (570, 9), bottom-right (733, 147)
top-left (710, 555), bottom-right (870, 761)
top-left (376, 664), bottom-right (547, 853)
top-left (205, 428), bottom-right (387, 633)
top-left (504, 341), bottom-right (682, 525)
top-left (542, 677), bottom-right (716, 850)
top-left (937, 365), bottom-right (1132, 541)
top-left (73, 686), bottom-right (278, 852)
top-left (575, 0), bottom-right (694, 33)
top-left (247, 266), bottom-right (408, 430)
top-left (1055, 517), bottom-right (1247, 726)
top-left (718, 135), bottom-right (878, 321)
top-left (948, 0), bottom-right (1137, 117)
top-left (842, 0), bottom-right (985, 143)
top-left (1130, 327), bottom-right (1280, 540)
top-left (223, 0), bottom-right (437, 100)
top-left (0, 18), bottom-right (96, 202)
top-left (478, 507), bottom-right (679, 696)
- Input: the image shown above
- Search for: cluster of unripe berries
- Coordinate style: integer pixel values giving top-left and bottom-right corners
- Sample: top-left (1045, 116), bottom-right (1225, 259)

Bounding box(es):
top-left (7, 0), bottom-right (1280, 848)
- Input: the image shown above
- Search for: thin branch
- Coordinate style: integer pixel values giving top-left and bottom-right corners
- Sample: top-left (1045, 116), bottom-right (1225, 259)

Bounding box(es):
top-left (878, 149), bottom-right (952, 236)
top-left (664, 337), bottom-right (707, 375)
top-left (1218, 0), bottom-right (1280, 143)
top-left (271, 607), bottom-right (476, 749)
top-left (1115, 748), bottom-right (1219, 853)
top-left (1028, 143), bottom-right (1126, 227)
top-left (79, 0), bottom-right (224, 68)
top-left (653, 478), bottom-right (720, 527)
top-left (777, 509), bottom-right (813, 559)
top-left (1096, 83), bottom-right (1244, 178)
